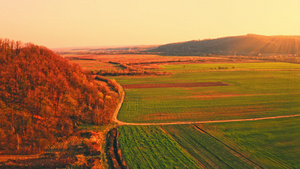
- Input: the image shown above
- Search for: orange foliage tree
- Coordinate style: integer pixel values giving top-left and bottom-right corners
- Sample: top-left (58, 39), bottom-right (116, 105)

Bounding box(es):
top-left (0, 39), bottom-right (119, 153)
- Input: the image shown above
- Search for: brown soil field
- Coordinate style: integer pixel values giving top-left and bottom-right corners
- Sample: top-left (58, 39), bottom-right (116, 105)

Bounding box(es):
top-left (189, 93), bottom-right (273, 99)
top-left (65, 54), bottom-right (264, 72)
top-left (64, 54), bottom-right (215, 63)
top-left (64, 54), bottom-right (262, 64)
top-left (134, 105), bottom-right (270, 122)
top-left (189, 92), bottom-right (300, 100)
top-left (123, 82), bottom-right (229, 89)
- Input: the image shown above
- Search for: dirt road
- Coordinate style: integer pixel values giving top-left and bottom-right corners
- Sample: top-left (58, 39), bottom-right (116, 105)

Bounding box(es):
top-left (116, 114), bottom-right (300, 126)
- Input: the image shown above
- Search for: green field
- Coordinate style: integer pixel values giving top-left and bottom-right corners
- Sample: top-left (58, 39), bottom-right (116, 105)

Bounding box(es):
top-left (118, 117), bottom-right (299, 168)
top-left (161, 125), bottom-right (258, 168)
top-left (201, 116), bottom-right (300, 168)
top-left (118, 125), bottom-right (201, 168)
top-left (116, 62), bottom-right (300, 123)
top-left (113, 62), bottom-right (300, 84)
top-left (61, 33), bottom-right (300, 169)
top-left (115, 62), bottom-right (300, 168)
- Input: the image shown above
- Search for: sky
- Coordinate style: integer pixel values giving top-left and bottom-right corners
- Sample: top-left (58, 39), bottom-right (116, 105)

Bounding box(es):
top-left (1, 0), bottom-right (300, 48)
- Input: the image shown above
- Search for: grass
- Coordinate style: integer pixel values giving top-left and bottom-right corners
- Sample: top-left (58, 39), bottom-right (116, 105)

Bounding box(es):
top-left (161, 125), bottom-right (258, 169)
top-left (118, 125), bottom-right (201, 168)
top-left (79, 124), bottom-right (109, 131)
top-left (117, 66), bottom-right (300, 122)
top-left (117, 118), bottom-right (300, 169)
top-left (201, 116), bottom-right (300, 168)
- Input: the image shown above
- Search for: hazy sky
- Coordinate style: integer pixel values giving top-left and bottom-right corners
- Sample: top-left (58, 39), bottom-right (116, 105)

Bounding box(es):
top-left (1, 0), bottom-right (300, 48)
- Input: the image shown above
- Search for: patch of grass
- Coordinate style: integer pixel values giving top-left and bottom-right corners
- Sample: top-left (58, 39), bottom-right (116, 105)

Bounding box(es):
top-left (161, 125), bottom-right (258, 169)
top-left (79, 124), bottom-right (109, 131)
top-left (118, 125), bottom-right (201, 168)
top-left (201, 117), bottom-right (300, 168)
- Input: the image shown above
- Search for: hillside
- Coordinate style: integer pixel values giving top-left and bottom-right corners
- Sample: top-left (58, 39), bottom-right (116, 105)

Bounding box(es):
top-left (149, 34), bottom-right (300, 56)
top-left (0, 39), bottom-right (119, 153)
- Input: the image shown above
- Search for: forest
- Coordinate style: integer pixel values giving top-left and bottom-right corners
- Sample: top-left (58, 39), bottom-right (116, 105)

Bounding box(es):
top-left (0, 39), bottom-right (119, 153)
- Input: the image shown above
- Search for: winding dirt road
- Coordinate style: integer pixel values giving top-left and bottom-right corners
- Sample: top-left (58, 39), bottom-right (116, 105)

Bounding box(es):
top-left (113, 86), bottom-right (300, 126)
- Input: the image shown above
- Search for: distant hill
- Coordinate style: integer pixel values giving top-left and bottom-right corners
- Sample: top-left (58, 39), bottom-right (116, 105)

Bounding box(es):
top-left (149, 34), bottom-right (300, 56)
top-left (0, 39), bottom-right (119, 152)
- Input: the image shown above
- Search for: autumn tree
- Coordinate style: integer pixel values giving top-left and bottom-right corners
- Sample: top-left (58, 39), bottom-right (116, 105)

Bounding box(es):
top-left (0, 39), bottom-right (119, 153)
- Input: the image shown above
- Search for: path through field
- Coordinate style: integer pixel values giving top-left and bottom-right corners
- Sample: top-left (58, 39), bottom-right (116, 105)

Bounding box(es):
top-left (113, 87), bottom-right (300, 126)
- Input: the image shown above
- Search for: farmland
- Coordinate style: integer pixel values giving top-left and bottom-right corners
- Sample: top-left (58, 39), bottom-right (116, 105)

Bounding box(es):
top-left (118, 125), bottom-right (201, 168)
top-left (117, 117), bottom-right (299, 168)
top-left (201, 116), bottom-right (300, 168)
top-left (112, 60), bottom-right (300, 168)
top-left (68, 55), bottom-right (300, 168)
top-left (161, 125), bottom-right (258, 168)
top-left (115, 62), bottom-right (300, 123)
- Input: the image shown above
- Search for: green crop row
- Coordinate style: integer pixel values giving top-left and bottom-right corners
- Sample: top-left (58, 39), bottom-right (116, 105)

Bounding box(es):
top-left (118, 117), bottom-right (300, 168)
top-left (118, 125), bottom-right (201, 168)
top-left (201, 117), bottom-right (300, 168)
top-left (161, 125), bottom-right (258, 169)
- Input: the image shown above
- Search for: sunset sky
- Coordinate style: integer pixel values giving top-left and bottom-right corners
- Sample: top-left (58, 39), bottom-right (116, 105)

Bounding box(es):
top-left (1, 0), bottom-right (300, 48)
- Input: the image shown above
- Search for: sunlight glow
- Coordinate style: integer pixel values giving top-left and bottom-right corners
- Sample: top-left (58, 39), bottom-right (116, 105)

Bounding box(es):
top-left (0, 0), bottom-right (299, 48)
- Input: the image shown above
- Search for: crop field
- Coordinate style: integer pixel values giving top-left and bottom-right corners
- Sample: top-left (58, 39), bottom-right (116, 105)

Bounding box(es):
top-left (115, 61), bottom-right (299, 168)
top-left (116, 62), bottom-right (300, 123)
top-left (66, 54), bottom-right (263, 73)
top-left (118, 117), bottom-right (299, 168)
top-left (161, 125), bottom-right (258, 168)
top-left (117, 125), bottom-right (201, 168)
top-left (200, 116), bottom-right (300, 168)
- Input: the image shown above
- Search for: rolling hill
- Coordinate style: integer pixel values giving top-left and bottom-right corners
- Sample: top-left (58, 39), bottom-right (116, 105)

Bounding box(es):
top-left (149, 34), bottom-right (300, 56)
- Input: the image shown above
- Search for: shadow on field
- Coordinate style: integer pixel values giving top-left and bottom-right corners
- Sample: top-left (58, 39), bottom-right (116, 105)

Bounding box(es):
top-left (106, 128), bottom-right (128, 169)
